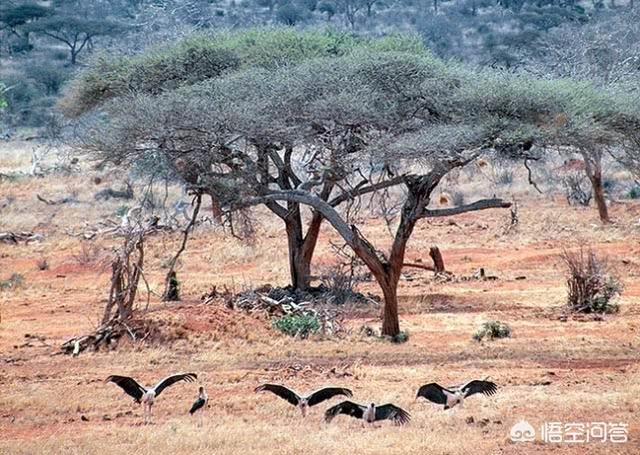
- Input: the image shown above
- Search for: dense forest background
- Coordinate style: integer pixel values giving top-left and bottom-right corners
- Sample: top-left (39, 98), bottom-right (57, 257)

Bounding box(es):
top-left (0, 0), bottom-right (638, 133)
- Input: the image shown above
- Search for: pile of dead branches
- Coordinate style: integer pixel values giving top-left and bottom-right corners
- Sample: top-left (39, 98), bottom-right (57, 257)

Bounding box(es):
top-left (61, 318), bottom-right (153, 355)
top-left (0, 231), bottom-right (44, 244)
top-left (202, 284), bottom-right (380, 336)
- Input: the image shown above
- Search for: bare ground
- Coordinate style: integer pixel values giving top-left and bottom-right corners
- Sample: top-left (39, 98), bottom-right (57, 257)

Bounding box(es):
top-left (1, 145), bottom-right (639, 454)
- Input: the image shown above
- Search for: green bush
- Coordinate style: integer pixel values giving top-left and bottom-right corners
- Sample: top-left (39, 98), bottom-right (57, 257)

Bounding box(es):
top-left (273, 314), bottom-right (320, 338)
top-left (473, 320), bottom-right (511, 341)
top-left (628, 186), bottom-right (640, 199)
top-left (0, 273), bottom-right (25, 291)
top-left (390, 330), bottom-right (410, 344)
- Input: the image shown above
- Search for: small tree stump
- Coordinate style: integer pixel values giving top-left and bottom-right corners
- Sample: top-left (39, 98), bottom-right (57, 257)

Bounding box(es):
top-left (164, 271), bottom-right (180, 301)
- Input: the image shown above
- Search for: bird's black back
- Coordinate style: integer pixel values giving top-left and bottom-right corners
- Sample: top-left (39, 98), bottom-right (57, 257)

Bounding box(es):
top-left (189, 397), bottom-right (206, 414)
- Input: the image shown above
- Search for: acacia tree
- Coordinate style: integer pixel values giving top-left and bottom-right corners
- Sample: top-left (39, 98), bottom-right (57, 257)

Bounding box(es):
top-left (65, 29), bottom-right (638, 336)
top-left (26, 15), bottom-right (125, 64)
top-left (72, 51), bottom-right (547, 336)
top-left (528, 13), bottom-right (640, 223)
top-left (63, 29), bottom-right (423, 291)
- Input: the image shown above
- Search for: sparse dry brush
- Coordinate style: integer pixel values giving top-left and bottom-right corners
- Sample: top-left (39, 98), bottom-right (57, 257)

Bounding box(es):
top-left (561, 248), bottom-right (623, 314)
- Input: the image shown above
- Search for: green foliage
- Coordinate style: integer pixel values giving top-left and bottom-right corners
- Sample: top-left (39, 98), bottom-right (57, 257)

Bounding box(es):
top-left (628, 187), bottom-right (640, 199)
top-left (0, 273), bottom-right (25, 291)
top-left (0, 83), bottom-right (7, 110)
top-left (61, 28), bottom-right (426, 117)
top-left (473, 320), bottom-right (512, 341)
top-left (0, 3), bottom-right (52, 28)
top-left (272, 313), bottom-right (321, 338)
top-left (276, 2), bottom-right (306, 25)
top-left (115, 205), bottom-right (130, 217)
top-left (390, 330), bottom-right (409, 343)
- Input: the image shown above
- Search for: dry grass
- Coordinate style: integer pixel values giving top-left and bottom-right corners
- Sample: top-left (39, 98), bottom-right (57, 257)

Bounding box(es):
top-left (1, 144), bottom-right (639, 454)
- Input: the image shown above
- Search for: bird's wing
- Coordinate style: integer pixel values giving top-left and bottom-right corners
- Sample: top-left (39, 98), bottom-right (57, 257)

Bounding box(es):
top-left (416, 383), bottom-right (450, 405)
top-left (254, 384), bottom-right (300, 406)
top-left (375, 404), bottom-right (411, 425)
top-left (152, 373), bottom-right (197, 397)
top-left (324, 401), bottom-right (366, 423)
top-left (189, 398), bottom-right (206, 415)
top-left (460, 380), bottom-right (498, 398)
top-left (106, 375), bottom-right (146, 402)
top-left (307, 387), bottom-right (353, 407)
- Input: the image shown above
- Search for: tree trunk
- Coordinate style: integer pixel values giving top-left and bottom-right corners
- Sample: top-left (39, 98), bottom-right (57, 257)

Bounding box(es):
top-left (582, 151), bottom-right (611, 224)
top-left (380, 277), bottom-right (400, 336)
top-left (429, 246), bottom-right (445, 273)
top-left (591, 173), bottom-right (610, 223)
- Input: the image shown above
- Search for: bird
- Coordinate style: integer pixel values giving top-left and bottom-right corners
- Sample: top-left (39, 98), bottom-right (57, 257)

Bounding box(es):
top-left (416, 379), bottom-right (498, 410)
top-left (324, 401), bottom-right (410, 426)
top-left (189, 386), bottom-right (208, 427)
top-left (106, 373), bottom-right (197, 424)
top-left (254, 384), bottom-right (353, 417)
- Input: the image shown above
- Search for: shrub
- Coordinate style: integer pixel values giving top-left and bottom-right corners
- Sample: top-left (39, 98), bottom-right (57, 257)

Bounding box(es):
top-left (273, 314), bottom-right (320, 338)
top-left (473, 320), bottom-right (511, 341)
top-left (276, 2), bottom-right (306, 25)
top-left (390, 330), bottom-right (410, 344)
top-left (628, 186), bottom-right (640, 199)
top-left (36, 257), bottom-right (49, 271)
top-left (562, 248), bottom-right (623, 314)
top-left (0, 273), bottom-right (25, 291)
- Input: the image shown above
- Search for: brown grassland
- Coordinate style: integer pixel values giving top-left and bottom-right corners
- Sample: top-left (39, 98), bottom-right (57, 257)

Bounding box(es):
top-left (0, 142), bottom-right (639, 454)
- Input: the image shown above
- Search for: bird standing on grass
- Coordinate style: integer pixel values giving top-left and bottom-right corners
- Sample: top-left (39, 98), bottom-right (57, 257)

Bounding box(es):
top-left (255, 384), bottom-right (353, 417)
top-left (324, 401), bottom-right (411, 426)
top-left (189, 386), bottom-right (208, 427)
top-left (106, 373), bottom-right (197, 424)
top-left (416, 379), bottom-right (498, 410)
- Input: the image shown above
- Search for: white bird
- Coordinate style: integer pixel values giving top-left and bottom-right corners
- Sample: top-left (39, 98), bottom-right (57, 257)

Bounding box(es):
top-left (324, 401), bottom-right (410, 426)
top-left (189, 386), bottom-right (208, 427)
top-left (416, 379), bottom-right (497, 410)
top-left (106, 373), bottom-right (197, 424)
top-left (255, 383), bottom-right (352, 417)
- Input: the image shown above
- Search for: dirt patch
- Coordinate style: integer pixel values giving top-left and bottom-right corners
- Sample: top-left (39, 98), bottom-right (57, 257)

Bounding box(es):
top-left (144, 301), bottom-right (275, 343)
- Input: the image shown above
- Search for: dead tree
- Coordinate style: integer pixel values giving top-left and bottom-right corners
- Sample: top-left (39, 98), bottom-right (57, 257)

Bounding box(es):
top-left (61, 220), bottom-right (154, 355)
top-left (101, 229), bottom-right (146, 324)
top-left (162, 194), bottom-right (202, 301)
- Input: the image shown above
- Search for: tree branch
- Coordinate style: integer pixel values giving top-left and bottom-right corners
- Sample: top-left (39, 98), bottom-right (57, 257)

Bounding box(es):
top-left (422, 198), bottom-right (512, 218)
top-left (329, 175), bottom-right (407, 207)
